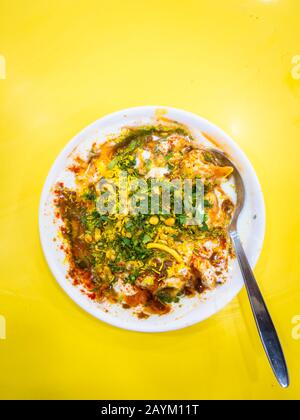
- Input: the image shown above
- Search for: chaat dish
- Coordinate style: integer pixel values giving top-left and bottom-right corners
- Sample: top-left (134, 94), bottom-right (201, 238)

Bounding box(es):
top-left (54, 119), bottom-right (235, 318)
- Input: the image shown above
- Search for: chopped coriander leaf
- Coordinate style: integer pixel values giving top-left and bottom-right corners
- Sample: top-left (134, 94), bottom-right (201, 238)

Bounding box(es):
top-left (142, 234), bottom-right (152, 244)
top-left (176, 214), bottom-right (187, 226)
top-left (203, 151), bottom-right (213, 162)
top-left (82, 191), bottom-right (96, 201)
top-left (204, 199), bottom-right (213, 208)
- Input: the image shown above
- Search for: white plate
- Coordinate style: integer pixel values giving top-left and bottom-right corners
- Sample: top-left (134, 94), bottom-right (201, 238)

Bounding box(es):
top-left (39, 106), bottom-right (265, 332)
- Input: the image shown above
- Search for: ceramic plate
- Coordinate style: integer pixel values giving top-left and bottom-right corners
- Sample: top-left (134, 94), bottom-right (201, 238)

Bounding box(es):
top-left (39, 106), bottom-right (265, 332)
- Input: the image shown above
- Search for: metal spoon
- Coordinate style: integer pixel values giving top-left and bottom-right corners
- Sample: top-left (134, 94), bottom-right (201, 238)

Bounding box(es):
top-left (209, 148), bottom-right (289, 388)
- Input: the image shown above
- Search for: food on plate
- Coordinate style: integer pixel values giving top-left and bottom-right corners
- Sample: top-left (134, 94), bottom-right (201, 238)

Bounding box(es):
top-left (54, 119), bottom-right (235, 317)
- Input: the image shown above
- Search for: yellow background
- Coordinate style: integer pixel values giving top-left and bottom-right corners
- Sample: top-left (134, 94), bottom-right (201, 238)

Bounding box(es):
top-left (0, 0), bottom-right (299, 400)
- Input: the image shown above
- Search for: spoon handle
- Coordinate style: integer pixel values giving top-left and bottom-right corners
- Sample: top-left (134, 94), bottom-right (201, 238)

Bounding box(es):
top-left (230, 230), bottom-right (289, 388)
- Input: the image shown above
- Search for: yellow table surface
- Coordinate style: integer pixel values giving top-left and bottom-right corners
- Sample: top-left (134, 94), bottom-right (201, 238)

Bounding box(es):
top-left (0, 0), bottom-right (299, 400)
